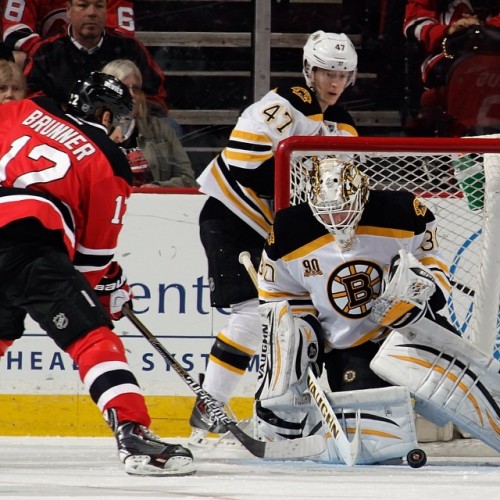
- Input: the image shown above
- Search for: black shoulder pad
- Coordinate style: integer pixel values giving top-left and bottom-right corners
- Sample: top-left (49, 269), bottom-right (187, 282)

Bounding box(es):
top-left (273, 85), bottom-right (323, 117)
top-left (265, 203), bottom-right (327, 261)
top-left (361, 190), bottom-right (435, 233)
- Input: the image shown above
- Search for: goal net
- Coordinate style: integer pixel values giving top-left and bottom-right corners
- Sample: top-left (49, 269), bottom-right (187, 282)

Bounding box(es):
top-left (274, 135), bottom-right (500, 360)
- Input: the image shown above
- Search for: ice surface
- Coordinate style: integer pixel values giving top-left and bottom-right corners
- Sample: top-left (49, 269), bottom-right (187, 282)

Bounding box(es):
top-left (0, 437), bottom-right (499, 499)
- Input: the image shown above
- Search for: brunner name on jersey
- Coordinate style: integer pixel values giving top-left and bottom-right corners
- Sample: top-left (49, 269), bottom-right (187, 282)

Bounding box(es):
top-left (22, 110), bottom-right (96, 161)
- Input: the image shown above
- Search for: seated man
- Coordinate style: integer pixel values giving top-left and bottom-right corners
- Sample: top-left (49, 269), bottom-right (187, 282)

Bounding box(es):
top-left (2, 0), bottom-right (135, 65)
top-left (23, 0), bottom-right (167, 115)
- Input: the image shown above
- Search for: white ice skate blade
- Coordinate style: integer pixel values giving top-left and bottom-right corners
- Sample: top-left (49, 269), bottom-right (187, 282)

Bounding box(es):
top-left (124, 454), bottom-right (196, 476)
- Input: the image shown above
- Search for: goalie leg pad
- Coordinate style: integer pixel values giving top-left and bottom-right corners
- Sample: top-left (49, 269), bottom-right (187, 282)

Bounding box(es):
top-left (324, 386), bottom-right (419, 465)
top-left (255, 301), bottom-right (323, 401)
top-left (370, 317), bottom-right (500, 453)
top-left (253, 385), bottom-right (419, 465)
top-left (254, 393), bottom-right (320, 442)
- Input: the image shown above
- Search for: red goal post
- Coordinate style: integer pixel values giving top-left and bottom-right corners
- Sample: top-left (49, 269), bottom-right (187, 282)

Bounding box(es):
top-left (275, 135), bottom-right (500, 359)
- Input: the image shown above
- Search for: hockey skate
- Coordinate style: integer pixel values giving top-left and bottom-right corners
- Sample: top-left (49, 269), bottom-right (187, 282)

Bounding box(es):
top-left (106, 409), bottom-right (195, 476)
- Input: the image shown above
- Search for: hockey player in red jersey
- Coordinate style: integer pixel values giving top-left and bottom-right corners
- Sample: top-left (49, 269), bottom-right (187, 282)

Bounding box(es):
top-left (404, 1), bottom-right (500, 87)
top-left (0, 72), bottom-right (194, 476)
top-left (2, 0), bottom-right (135, 56)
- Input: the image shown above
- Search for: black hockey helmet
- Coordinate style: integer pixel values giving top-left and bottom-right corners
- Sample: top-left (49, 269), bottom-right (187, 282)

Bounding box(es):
top-left (67, 71), bottom-right (133, 121)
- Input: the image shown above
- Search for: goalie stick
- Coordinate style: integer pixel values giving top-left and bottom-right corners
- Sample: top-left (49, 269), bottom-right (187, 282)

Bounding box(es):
top-left (239, 250), bottom-right (362, 464)
top-left (123, 305), bottom-right (325, 460)
top-left (239, 251), bottom-right (258, 288)
top-left (307, 367), bottom-right (361, 466)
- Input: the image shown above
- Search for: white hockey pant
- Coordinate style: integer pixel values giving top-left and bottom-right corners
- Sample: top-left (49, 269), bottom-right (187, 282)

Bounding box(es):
top-left (371, 317), bottom-right (500, 453)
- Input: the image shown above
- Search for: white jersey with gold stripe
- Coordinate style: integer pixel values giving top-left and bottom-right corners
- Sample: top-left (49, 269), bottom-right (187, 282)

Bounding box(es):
top-left (258, 191), bottom-right (452, 350)
top-left (197, 84), bottom-right (357, 237)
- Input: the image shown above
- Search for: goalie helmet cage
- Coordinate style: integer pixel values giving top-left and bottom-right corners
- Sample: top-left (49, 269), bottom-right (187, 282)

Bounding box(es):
top-left (275, 135), bottom-right (500, 360)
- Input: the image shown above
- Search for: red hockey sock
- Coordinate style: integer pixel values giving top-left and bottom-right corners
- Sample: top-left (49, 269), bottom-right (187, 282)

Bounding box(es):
top-left (66, 327), bottom-right (151, 426)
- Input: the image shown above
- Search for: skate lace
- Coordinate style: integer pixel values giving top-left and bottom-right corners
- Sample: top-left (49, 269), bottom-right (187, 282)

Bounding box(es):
top-left (138, 425), bottom-right (164, 444)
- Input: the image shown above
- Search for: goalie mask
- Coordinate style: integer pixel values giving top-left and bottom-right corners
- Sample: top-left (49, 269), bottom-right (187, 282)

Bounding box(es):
top-left (303, 31), bottom-right (358, 90)
top-left (308, 158), bottom-right (369, 250)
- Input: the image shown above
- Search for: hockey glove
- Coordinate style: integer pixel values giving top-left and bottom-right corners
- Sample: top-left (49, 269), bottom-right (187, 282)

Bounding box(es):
top-left (94, 261), bottom-right (132, 320)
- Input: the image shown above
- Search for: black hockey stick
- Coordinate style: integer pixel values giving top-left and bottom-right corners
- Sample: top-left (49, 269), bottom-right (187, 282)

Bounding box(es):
top-left (123, 305), bottom-right (325, 460)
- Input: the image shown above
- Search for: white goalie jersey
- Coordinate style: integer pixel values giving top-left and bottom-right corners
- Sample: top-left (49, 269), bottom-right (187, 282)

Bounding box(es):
top-left (258, 190), bottom-right (452, 350)
top-left (196, 84), bottom-right (357, 238)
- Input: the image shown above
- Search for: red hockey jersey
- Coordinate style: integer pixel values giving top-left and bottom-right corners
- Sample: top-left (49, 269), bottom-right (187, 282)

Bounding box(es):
top-left (2, 0), bottom-right (135, 53)
top-left (0, 97), bottom-right (132, 287)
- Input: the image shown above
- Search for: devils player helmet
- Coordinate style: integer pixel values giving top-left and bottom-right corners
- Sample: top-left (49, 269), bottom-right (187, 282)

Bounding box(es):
top-left (303, 31), bottom-right (358, 90)
top-left (66, 72), bottom-right (134, 136)
top-left (308, 157), bottom-right (369, 250)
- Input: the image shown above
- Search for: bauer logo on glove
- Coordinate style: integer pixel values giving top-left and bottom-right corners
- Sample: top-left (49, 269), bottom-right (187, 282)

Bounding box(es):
top-left (94, 261), bottom-right (133, 320)
top-left (370, 249), bottom-right (435, 329)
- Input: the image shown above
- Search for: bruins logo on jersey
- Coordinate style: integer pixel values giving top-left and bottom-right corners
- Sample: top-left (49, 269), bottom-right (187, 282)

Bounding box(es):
top-left (327, 259), bottom-right (383, 319)
top-left (291, 86), bottom-right (312, 104)
top-left (413, 197), bottom-right (428, 217)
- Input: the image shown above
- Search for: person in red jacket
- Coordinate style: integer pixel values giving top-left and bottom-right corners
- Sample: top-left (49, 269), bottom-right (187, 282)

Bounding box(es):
top-left (0, 71), bottom-right (194, 476)
top-left (2, 0), bottom-right (134, 65)
top-left (403, 1), bottom-right (500, 133)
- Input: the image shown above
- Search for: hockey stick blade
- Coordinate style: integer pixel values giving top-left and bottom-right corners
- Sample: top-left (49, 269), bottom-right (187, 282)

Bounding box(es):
top-left (307, 367), bottom-right (361, 466)
top-left (123, 305), bottom-right (325, 459)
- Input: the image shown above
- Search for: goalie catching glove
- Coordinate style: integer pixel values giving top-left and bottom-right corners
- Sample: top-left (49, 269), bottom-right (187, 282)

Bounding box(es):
top-left (371, 249), bottom-right (435, 329)
top-left (94, 261), bottom-right (132, 320)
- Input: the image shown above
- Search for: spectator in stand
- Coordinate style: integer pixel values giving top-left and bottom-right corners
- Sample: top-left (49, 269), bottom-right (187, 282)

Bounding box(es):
top-left (2, 0), bottom-right (134, 66)
top-left (23, 0), bottom-right (167, 116)
top-left (101, 59), bottom-right (197, 188)
top-left (403, 1), bottom-right (500, 132)
top-left (0, 58), bottom-right (26, 102)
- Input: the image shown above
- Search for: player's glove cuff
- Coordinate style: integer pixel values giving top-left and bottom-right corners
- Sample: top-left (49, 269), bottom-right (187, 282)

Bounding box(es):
top-left (94, 261), bottom-right (132, 320)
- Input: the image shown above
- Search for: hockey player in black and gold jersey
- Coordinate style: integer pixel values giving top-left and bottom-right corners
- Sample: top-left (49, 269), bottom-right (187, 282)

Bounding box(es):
top-left (255, 158), bottom-right (500, 461)
top-left (253, 157), bottom-right (448, 463)
top-left (190, 31), bottom-right (359, 442)
top-left (258, 158), bottom-right (452, 392)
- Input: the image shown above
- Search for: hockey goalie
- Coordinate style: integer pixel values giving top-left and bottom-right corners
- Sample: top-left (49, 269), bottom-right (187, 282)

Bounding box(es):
top-left (253, 157), bottom-right (500, 465)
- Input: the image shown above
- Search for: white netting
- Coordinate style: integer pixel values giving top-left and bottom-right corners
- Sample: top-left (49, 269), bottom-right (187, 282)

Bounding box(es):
top-left (275, 138), bottom-right (500, 359)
